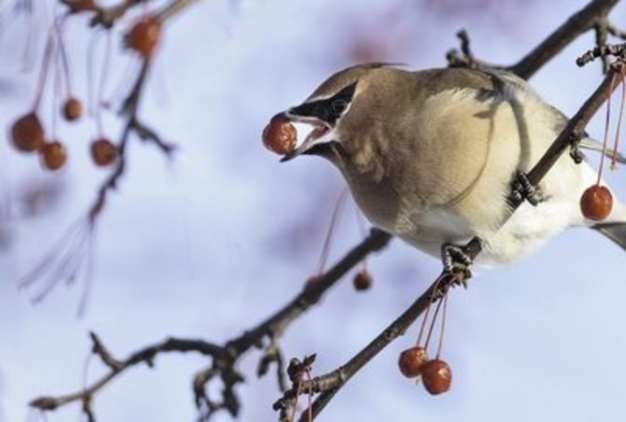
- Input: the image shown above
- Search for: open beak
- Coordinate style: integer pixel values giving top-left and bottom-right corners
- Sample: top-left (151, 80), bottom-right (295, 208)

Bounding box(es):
top-left (280, 111), bottom-right (332, 162)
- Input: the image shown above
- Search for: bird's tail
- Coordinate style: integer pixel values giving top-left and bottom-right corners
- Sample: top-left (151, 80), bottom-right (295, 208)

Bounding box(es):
top-left (593, 222), bottom-right (626, 250)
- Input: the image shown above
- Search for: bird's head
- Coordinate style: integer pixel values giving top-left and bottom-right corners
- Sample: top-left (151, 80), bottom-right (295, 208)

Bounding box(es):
top-left (279, 63), bottom-right (393, 163)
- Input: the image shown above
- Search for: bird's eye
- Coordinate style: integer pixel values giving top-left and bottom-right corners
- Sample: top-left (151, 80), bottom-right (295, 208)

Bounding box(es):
top-left (331, 99), bottom-right (348, 115)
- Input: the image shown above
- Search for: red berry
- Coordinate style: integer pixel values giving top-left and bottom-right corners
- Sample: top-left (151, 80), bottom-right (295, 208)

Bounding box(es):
top-left (398, 346), bottom-right (429, 378)
top-left (353, 269), bottom-right (372, 291)
top-left (62, 97), bottom-right (83, 121)
top-left (63, 0), bottom-right (97, 13)
top-left (90, 138), bottom-right (117, 166)
top-left (40, 141), bottom-right (68, 171)
top-left (421, 359), bottom-right (452, 395)
top-left (11, 113), bottom-right (44, 153)
top-left (262, 114), bottom-right (297, 155)
top-left (125, 16), bottom-right (161, 58)
top-left (580, 184), bottom-right (613, 221)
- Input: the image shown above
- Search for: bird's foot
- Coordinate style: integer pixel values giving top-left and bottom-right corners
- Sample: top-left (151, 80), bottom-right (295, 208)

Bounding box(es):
top-left (569, 140), bottom-right (584, 164)
top-left (436, 243), bottom-right (474, 298)
top-left (511, 172), bottom-right (543, 206)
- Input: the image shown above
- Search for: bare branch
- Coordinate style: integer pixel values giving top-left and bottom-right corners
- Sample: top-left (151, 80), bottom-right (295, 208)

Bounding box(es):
top-left (28, 229), bottom-right (392, 419)
top-left (509, 0), bottom-right (619, 78)
top-left (446, 29), bottom-right (500, 70)
top-left (607, 23), bottom-right (626, 40)
top-left (29, 335), bottom-right (226, 414)
top-left (448, 0), bottom-right (621, 77)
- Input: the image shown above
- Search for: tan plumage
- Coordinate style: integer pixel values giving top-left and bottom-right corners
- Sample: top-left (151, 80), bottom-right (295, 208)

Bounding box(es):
top-left (282, 64), bottom-right (626, 265)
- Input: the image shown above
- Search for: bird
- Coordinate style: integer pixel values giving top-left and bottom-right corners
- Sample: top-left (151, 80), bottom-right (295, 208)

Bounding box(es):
top-left (277, 63), bottom-right (626, 270)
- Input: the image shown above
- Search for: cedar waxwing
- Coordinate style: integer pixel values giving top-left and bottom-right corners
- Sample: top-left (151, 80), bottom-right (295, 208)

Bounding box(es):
top-left (279, 63), bottom-right (626, 268)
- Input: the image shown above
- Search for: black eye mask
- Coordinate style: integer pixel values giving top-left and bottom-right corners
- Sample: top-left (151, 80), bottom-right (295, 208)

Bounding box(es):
top-left (289, 82), bottom-right (357, 126)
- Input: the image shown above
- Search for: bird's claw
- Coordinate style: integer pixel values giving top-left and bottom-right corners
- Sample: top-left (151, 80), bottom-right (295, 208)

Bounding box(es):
top-left (569, 141), bottom-right (584, 164)
top-left (511, 172), bottom-right (543, 206)
top-left (435, 243), bottom-right (473, 299)
top-left (441, 243), bottom-right (472, 272)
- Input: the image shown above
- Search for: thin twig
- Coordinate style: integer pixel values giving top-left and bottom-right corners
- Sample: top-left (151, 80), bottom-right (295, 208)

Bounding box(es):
top-left (29, 334), bottom-right (226, 411)
top-left (509, 0), bottom-right (619, 78)
top-left (156, 0), bottom-right (198, 22)
top-left (608, 23), bottom-right (626, 40)
top-left (446, 0), bottom-right (620, 76)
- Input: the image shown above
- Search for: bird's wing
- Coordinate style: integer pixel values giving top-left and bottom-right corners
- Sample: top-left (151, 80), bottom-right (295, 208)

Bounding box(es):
top-left (578, 137), bottom-right (626, 164)
top-left (592, 222), bottom-right (626, 250)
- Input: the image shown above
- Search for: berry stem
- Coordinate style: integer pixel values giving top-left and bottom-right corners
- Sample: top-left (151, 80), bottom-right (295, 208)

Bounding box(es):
top-left (423, 297), bottom-right (444, 352)
top-left (31, 31), bottom-right (55, 111)
top-left (360, 261), bottom-right (368, 276)
top-left (316, 188), bottom-right (348, 275)
top-left (416, 298), bottom-right (432, 346)
top-left (611, 68), bottom-right (626, 170)
top-left (436, 293), bottom-right (449, 359)
top-left (54, 14), bottom-right (73, 97)
top-left (416, 275), bottom-right (447, 346)
top-left (96, 30), bottom-right (113, 137)
top-left (306, 368), bottom-right (313, 422)
top-left (20, 0), bottom-right (35, 70)
top-left (352, 198), bottom-right (371, 275)
top-left (598, 71), bottom-right (618, 185)
top-left (289, 378), bottom-right (301, 422)
top-left (86, 30), bottom-right (98, 118)
top-left (51, 34), bottom-right (62, 139)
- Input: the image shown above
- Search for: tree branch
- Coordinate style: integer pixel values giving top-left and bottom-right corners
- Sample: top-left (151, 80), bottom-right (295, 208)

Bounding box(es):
top-left (509, 0), bottom-right (619, 78)
top-left (278, 47), bottom-right (626, 422)
top-left (29, 229), bottom-right (392, 419)
top-left (30, 333), bottom-right (227, 415)
top-left (446, 0), bottom-right (621, 78)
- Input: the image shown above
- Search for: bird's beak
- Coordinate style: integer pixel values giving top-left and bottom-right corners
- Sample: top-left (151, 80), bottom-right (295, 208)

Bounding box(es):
top-left (280, 111), bottom-right (332, 162)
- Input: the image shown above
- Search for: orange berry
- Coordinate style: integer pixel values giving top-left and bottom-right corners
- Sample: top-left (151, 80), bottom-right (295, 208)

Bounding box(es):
top-left (398, 346), bottom-right (429, 378)
top-left (580, 184), bottom-right (613, 221)
top-left (62, 97), bottom-right (83, 121)
top-left (11, 113), bottom-right (44, 153)
top-left (353, 269), bottom-right (372, 291)
top-left (125, 16), bottom-right (161, 58)
top-left (262, 114), bottom-right (297, 155)
top-left (40, 141), bottom-right (67, 171)
top-left (90, 138), bottom-right (117, 166)
top-left (421, 359), bottom-right (452, 395)
top-left (63, 0), bottom-right (97, 13)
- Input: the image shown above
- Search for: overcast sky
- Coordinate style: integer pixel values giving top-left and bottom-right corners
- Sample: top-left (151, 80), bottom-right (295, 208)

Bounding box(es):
top-left (1, 1), bottom-right (626, 421)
